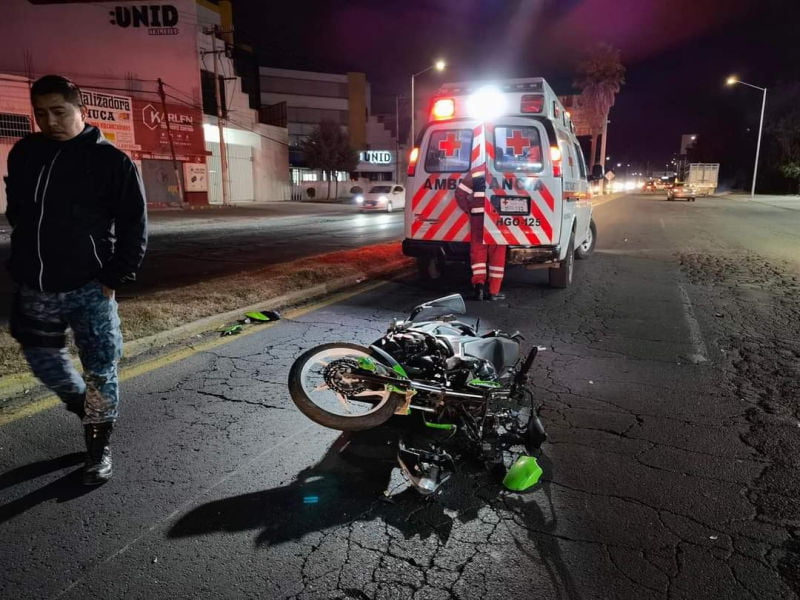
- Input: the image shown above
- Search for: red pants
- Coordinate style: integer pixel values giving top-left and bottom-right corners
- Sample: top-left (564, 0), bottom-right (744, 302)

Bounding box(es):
top-left (469, 219), bottom-right (506, 295)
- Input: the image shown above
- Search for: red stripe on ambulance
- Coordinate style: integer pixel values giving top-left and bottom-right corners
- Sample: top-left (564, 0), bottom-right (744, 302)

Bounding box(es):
top-left (486, 189), bottom-right (543, 245)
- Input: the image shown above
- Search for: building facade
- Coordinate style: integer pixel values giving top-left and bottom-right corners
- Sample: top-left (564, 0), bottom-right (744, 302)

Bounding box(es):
top-left (0, 0), bottom-right (289, 211)
top-left (259, 67), bottom-right (402, 199)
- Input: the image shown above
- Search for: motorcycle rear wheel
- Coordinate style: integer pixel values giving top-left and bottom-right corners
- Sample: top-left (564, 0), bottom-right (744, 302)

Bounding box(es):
top-left (288, 343), bottom-right (402, 431)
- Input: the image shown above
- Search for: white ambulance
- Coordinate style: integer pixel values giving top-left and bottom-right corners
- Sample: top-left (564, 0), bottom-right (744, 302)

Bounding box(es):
top-left (402, 78), bottom-right (596, 288)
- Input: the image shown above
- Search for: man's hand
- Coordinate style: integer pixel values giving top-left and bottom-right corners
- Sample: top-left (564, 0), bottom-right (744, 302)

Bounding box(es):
top-left (101, 285), bottom-right (115, 300)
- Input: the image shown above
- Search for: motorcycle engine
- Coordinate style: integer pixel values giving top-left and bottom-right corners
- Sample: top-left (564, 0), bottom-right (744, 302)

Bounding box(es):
top-left (375, 331), bottom-right (444, 376)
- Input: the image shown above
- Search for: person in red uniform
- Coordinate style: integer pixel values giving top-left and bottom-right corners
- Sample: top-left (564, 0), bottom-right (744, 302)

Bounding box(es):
top-left (455, 169), bottom-right (506, 301)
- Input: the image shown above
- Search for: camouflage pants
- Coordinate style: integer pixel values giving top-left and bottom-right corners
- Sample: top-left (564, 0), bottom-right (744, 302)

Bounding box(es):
top-left (10, 281), bottom-right (123, 424)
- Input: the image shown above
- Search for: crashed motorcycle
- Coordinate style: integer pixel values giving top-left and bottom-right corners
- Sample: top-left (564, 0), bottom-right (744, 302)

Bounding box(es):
top-left (287, 294), bottom-right (547, 495)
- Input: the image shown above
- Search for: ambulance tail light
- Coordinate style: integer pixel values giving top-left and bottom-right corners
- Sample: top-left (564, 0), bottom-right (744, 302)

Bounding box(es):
top-left (431, 98), bottom-right (455, 120)
top-left (407, 147), bottom-right (420, 176)
top-left (550, 146), bottom-right (562, 177)
top-left (520, 94), bottom-right (544, 113)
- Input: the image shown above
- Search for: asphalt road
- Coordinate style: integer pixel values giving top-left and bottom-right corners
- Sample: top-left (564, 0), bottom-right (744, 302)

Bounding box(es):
top-left (1, 193), bottom-right (799, 599)
top-left (0, 201), bottom-right (402, 317)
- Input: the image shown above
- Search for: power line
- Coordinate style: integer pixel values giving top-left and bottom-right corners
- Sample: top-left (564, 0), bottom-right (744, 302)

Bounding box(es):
top-left (161, 90), bottom-right (289, 147)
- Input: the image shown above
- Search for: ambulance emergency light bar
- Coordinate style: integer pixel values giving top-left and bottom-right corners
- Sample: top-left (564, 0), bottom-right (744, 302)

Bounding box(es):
top-left (430, 83), bottom-right (547, 121)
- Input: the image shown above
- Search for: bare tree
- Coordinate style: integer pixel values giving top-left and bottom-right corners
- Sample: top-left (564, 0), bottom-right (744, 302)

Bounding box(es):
top-left (301, 120), bottom-right (359, 200)
top-left (766, 82), bottom-right (800, 193)
top-left (574, 43), bottom-right (626, 171)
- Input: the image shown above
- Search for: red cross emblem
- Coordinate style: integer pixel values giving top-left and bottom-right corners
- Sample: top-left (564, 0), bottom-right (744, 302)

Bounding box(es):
top-left (506, 129), bottom-right (531, 156)
top-left (438, 132), bottom-right (462, 157)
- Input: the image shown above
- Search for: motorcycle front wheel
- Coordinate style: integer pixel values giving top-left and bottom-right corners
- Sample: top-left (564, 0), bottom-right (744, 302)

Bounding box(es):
top-left (288, 343), bottom-right (403, 431)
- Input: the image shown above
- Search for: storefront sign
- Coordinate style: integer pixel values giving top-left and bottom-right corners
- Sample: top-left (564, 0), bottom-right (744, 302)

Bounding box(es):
top-left (183, 161), bottom-right (208, 192)
top-left (360, 150), bottom-right (393, 165)
top-left (108, 4), bottom-right (180, 36)
top-left (82, 89), bottom-right (139, 151)
top-left (132, 99), bottom-right (205, 160)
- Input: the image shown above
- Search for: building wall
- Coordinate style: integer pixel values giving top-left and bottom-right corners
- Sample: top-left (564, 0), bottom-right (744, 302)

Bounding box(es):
top-left (0, 0), bottom-right (202, 104)
top-left (259, 67), bottom-right (370, 150)
top-left (0, 75), bottom-right (34, 213)
top-left (347, 72), bottom-right (367, 148)
top-left (0, 0), bottom-right (207, 206)
top-left (0, 0), bottom-right (289, 207)
top-left (197, 4), bottom-right (290, 202)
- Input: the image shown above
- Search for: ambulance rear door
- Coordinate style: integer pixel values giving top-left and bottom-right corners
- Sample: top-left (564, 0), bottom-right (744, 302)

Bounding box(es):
top-left (483, 118), bottom-right (562, 247)
top-left (405, 121), bottom-right (479, 245)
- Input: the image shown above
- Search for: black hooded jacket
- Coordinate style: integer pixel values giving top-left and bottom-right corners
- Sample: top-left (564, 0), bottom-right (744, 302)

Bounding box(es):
top-left (5, 125), bottom-right (147, 292)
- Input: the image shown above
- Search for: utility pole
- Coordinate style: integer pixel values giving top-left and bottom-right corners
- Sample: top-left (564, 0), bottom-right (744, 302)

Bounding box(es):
top-left (157, 78), bottom-right (185, 203)
top-left (395, 95), bottom-right (400, 183)
top-left (208, 25), bottom-right (231, 206)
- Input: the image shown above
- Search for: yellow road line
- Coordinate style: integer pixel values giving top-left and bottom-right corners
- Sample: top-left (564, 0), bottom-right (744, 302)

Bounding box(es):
top-left (0, 280), bottom-right (389, 426)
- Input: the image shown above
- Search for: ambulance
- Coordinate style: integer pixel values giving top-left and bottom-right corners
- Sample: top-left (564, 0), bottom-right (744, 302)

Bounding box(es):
top-left (402, 78), bottom-right (596, 288)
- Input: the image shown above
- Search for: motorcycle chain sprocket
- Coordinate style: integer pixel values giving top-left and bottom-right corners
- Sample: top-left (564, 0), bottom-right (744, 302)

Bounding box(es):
top-left (323, 357), bottom-right (369, 395)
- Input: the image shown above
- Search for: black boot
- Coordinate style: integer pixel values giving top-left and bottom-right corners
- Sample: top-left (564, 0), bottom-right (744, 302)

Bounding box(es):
top-left (487, 291), bottom-right (506, 301)
top-left (83, 423), bottom-right (113, 486)
top-left (64, 392), bottom-right (85, 420)
top-left (473, 283), bottom-right (485, 301)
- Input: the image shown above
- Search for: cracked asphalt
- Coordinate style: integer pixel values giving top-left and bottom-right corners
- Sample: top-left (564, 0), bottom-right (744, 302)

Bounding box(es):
top-left (0, 193), bottom-right (798, 599)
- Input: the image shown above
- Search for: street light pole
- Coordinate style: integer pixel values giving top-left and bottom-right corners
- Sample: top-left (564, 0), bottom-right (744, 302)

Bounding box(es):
top-left (395, 94), bottom-right (400, 183)
top-left (726, 77), bottom-right (767, 198)
top-left (411, 60), bottom-right (445, 146)
top-left (752, 86), bottom-right (767, 198)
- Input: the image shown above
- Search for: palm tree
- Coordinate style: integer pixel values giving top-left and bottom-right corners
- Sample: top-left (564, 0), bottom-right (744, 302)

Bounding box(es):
top-left (574, 43), bottom-right (626, 172)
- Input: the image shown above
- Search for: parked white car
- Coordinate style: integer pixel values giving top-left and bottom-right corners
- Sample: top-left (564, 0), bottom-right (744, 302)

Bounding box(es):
top-left (356, 184), bottom-right (406, 213)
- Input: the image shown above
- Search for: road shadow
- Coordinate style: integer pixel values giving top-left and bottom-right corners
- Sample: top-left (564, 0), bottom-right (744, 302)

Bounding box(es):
top-left (168, 420), bottom-right (501, 546)
top-left (0, 452), bottom-right (93, 523)
top-left (499, 452), bottom-right (583, 600)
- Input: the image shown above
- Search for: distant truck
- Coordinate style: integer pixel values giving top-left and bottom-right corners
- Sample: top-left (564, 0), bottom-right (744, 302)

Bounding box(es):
top-left (685, 163), bottom-right (719, 196)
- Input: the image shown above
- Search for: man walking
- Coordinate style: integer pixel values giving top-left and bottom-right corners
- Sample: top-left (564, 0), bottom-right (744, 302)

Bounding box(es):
top-left (454, 168), bottom-right (506, 301)
top-left (5, 75), bottom-right (147, 485)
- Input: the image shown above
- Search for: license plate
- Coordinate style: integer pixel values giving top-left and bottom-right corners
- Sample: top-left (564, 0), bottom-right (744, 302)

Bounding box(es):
top-left (494, 196), bottom-right (529, 215)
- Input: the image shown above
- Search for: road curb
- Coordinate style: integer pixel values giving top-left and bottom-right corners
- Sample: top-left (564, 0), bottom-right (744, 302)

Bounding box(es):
top-left (0, 258), bottom-right (416, 406)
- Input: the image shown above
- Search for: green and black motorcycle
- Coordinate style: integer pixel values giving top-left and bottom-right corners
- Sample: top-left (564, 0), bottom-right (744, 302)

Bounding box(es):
top-left (287, 294), bottom-right (547, 495)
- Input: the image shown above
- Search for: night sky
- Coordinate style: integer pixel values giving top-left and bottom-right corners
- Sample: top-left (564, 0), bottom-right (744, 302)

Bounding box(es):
top-left (233, 0), bottom-right (799, 175)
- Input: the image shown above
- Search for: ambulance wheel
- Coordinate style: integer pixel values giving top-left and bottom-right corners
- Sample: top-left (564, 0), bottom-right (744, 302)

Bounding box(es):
top-left (575, 219), bottom-right (597, 260)
top-left (417, 256), bottom-right (444, 281)
top-left (549, 232), bottom-right (574, 288)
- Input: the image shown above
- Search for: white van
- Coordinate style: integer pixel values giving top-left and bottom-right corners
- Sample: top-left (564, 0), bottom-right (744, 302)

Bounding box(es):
top-left (402, 78), bottom-right (596, 288)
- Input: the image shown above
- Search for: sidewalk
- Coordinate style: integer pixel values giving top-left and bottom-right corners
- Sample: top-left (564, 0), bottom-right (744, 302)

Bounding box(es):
top-left (0, 247), bottom-right (416, 410)
top-left (720, 192), bottom-right (800, 211)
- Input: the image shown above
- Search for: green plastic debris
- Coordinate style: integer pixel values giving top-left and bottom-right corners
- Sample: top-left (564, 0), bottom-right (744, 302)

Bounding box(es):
top-left (219, 324), bottom-right (243, 336)
top-left (502, 455), bottom-right (543, 491)
top-left (468, 378), bottom-right (502, 388)
top-left (241, 310), bottom-right (281, 324)
top-left (424, 420), bottom-right (455, 431)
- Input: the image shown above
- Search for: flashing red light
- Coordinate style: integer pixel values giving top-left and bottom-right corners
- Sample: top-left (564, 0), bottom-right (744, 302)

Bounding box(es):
top-left (550, 146), bottom-right (562, 177)
top-left (520, 94), bottom-right (544, 113)
top-left (407, 147), bottom-right (420, 176)
top-left (431, 98), bottom-right (455, 120)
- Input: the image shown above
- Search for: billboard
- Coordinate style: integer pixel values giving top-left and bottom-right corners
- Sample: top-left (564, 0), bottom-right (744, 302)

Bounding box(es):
top-left (131, 98), bottom-right (206, 160)
top-left (81, 89), bottom-right (138, 151)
